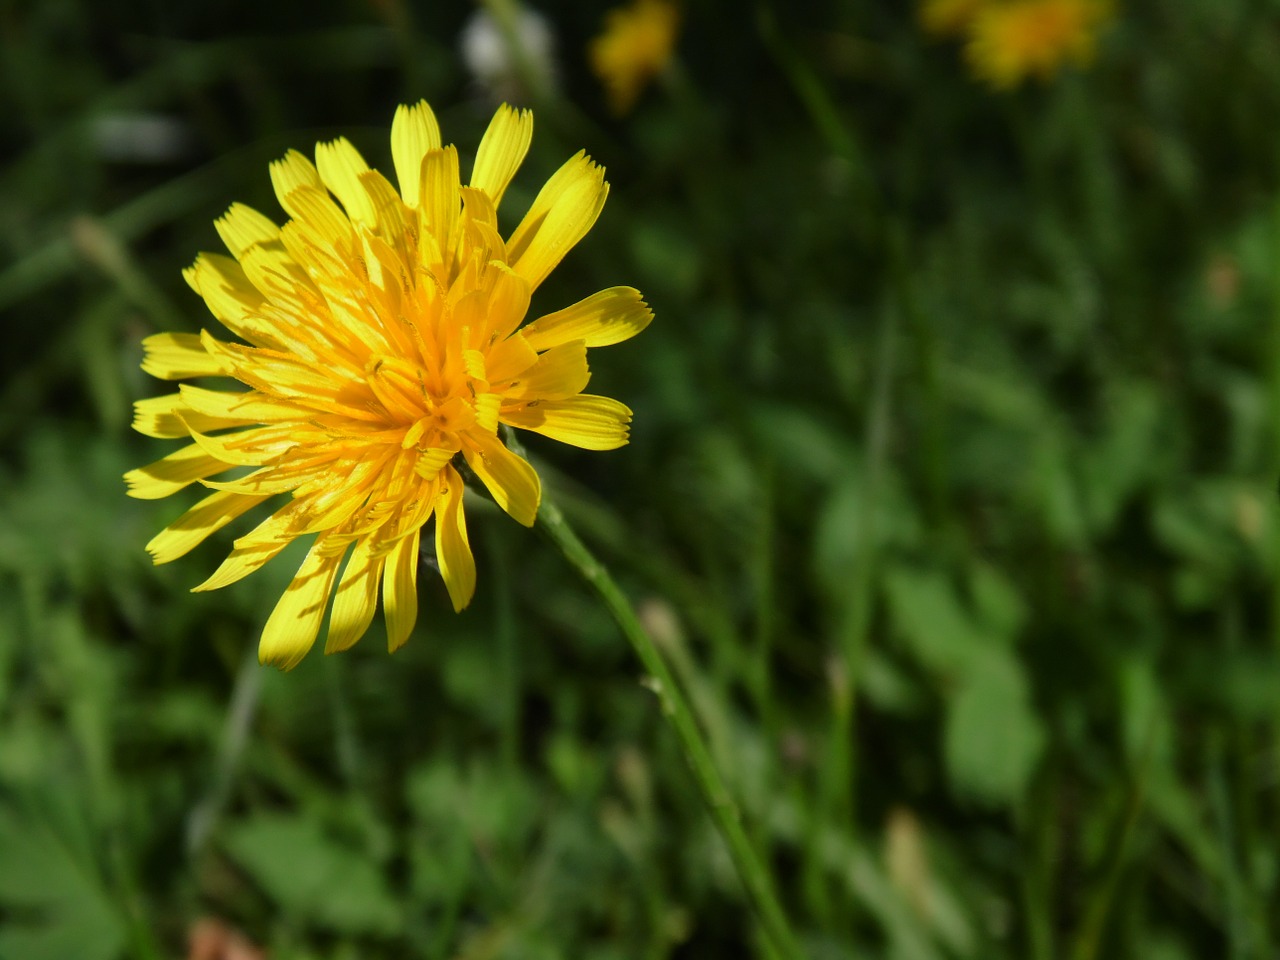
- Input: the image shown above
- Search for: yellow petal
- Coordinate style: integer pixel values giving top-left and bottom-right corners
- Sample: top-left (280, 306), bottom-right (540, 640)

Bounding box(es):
top-left (200, 463), bottom-right (321, 496)
top-left (186, 254), bottom-right (287, 349)
top-left (501, 394), bottom-right (631, 450)
top-left (361, 232), bottom-right (412, 310)
top-left (468, 227), bottom-right (509, 280)
top-left (192, 500), bottom-right (306, 591)
top-left (435, 465), bottom-right (476, 612)
top-left (178, 385), bottom-right (307, 424)
top-left (326, 538), bottom-right (384, 653)
top-left (473, 393), bottom-right (501, 434)
top-left (461, 430), bottom-right (541, 526)
top-left (201, 333), bottom-right (358, 408)
top-left (131, 393), bottom-right (189, 439)
top-left (446, 290), bottom-right (488, 350)
top-left (476, 261), bottom-right (531, 347)
top-left (188, 253), bottom-right (262, 319)
top-left (184, 422), bottom-right (294, 468)
top-left (382, 528), bottom-right (420, 652)
top-left (259, 540), bottom-right (346, 670)
top-left (485, 332), bottom-right (539, 383)
top-left (419, 145), bottom-right (461, 260)
top-left (460, 186), bottom-right (499, 231)
top-left (146, 489), bottom-right (270, 564)
top-left (470, 104), bottom-right (533, 209)
top-left (291, 456), bottom-right (393, 535)
top-left (237, 240), bottom-right (313, 300)
top-left (506, 151), bottom-right (609, 291)
top-left (132, 392), bottom-right (254, 439)
top-left (124, 442), bottom-right (231, 500)
top-left (462, 348), bottom-right (487, 383)
top-left (279, 185), bottom-right (354, 251)
top-left (140, 332), bottom-right (230, 380)
top-left (391, 101), bottom-right (443, 209)
top-left (367, 353), bottom-right (434, 422)
top-left (194, 537), bottom-right (291, 592)
top-left (503, 341), bottom-right (589, 400)
top-left (316, 137), bottom-right (377, 227)
top-left (295, 268), bottom-right (397, 358)
top-left (214, 203), bottom-right (280, 258)
top-left (521, 286), bottom-right (653, 351)
top-left (358, 169), bottom-right (411, 249)
top-left (269, 149), bottom-right (323, 219)
top-left (413, 446), bottom-right (457, 480)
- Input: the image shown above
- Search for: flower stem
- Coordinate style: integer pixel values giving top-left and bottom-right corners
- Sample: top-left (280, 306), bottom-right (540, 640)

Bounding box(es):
top-left (536, 497), bottom-right (804, 959)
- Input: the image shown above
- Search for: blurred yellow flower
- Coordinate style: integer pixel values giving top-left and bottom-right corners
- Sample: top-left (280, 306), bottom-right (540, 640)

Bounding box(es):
top-left (589, 0), bottom-right (679, 115)
top-left (965, 0), bottom-right (1111, 88)
top-left (125, 101), bottom-right (652, 668)
top-left (919, 0), bottom-right (987, 37)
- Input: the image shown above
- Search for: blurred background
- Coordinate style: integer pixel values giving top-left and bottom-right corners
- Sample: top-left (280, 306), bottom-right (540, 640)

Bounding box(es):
top-left (3, 0), bottom-right (1280, 957)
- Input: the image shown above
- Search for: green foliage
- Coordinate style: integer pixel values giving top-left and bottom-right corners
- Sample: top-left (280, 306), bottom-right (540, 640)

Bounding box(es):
top-left (3, 0), bottom-right (1280, 957)
top-left (0, 799), bottom-right (127, 960)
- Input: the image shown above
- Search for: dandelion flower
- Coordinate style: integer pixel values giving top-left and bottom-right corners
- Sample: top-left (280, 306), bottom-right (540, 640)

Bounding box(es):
top-left (588, 0), bottom-right (679, 115)
top-left (918, 0), bottom-right (988, 37)
top-left (125, 101), bottom-right (652, 668)
top-left (965, 0), bottom-right (1111, 89)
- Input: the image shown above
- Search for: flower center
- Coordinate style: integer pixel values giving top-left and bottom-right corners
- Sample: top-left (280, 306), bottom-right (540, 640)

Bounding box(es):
top-left (364, 354), bottom-right (480, 454)
top-left (365, 354), bottom-right (432, 422)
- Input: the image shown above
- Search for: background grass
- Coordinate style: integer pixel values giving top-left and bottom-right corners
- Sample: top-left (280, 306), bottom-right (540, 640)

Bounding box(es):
top-left (3, 0), bottom-right (1280, 957)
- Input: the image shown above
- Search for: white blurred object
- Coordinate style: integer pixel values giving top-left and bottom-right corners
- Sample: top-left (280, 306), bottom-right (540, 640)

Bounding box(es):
top-left (460, 5), bottom-right (557, 104)
top-left (91, 112), bottom-right (193, 164)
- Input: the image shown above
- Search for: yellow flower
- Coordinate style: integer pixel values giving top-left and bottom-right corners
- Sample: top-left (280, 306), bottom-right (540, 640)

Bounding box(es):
top-left (125, 102), bottom-right (652, 668)
top-left (964, 0), bottom-right (1111, 89)
top-left (918, 0), bottom-right (988, 37)
top-left (588, 0), bottom-right (679, 115)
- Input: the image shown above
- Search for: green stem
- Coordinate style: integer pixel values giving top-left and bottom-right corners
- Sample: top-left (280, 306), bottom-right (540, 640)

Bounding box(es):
top-left (1069, 695), bottom-right (1155, 960)
top-left (1020, 762), bottom-right (1060, 960)
top-left (478, 0), bottom-right (553, 105)
top-left (1271, 189), bottom-right (1280, 852)
top-left (536, 498), bottom-right (805, 959)
top-left (486, 522), bottom-right (521, 771)
top-left (803, 289), bottom-right (897, 931)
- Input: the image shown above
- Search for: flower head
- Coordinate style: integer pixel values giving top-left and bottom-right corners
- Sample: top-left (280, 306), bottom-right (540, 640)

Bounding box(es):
top-left (964, 0), bottom-right (1111, 89)
top-left (918, 0), bottom-right (988, 37)
top-left (588, 0), bottom-right (679, 115)
top-left (126, 102), bottom-right (651, 668)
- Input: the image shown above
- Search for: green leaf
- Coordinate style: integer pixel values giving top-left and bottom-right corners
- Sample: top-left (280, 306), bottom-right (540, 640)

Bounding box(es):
top-left (858, 647), bottom-right (926, 714)
top-left (0, 801), bottom-right (126, 960)
top-left (885, 566), bottom-right (1045, 804)
top-left (883, 566), bottom-right (994, 676)
top-left (943, 649), bottom-right (1046, 806)
top-left (966, 561), bottom-right (1027, 640)
top-left (749, 406), bottom-right (855, 485)
top-left (1079, 380), bottom-right (1163, 533)
top-left (406, 760), bottom-right (537, 852)
top-left (813, 467), bottom-right (922, 605)
top-left (220, 813), bottom-right (401, 935)
top-left (628, 217), bottom-right (701, 300)
top-left (1033, 433), bottom-right (1090, 549)
top-left (1150, 480), bottom-right (1241, 567)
